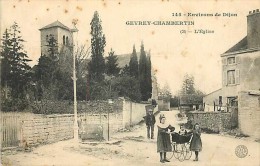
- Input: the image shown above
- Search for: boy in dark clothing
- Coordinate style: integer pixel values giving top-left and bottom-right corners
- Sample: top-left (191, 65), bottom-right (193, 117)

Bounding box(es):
top-left (145, 109), bottom-right (156, 139)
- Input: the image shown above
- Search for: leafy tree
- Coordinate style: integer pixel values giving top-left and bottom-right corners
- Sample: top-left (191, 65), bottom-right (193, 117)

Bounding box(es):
top-left (75, 45), bottom-right (90, 101)
top-left (129, 45), bottom-right (139, 78)
top-left (105, 48), bottom-right (120, 76)
top-left (112, 76), bottom-right (142, 102)
top-left (46, 34), bottom-right (58, 58)
top-left (34, 34), bottom-right (60, 99)
top-left (145, 52), bottom-right (152, 99)
top-left (158, 82), bottom-right (172, 102)
top-left (34, 55), bottom-right (53, 88)
top-left (139, 42), bottom-right (148, 101)
top-left (181, 74), bottom-right (195, 94)
top-left (88, 11), bottom-right (106, 82)
top-left (0, 22), bottom-right (32, 99)
top-left (89, 80), bottom-right (109, 100)
top-left (179, 74), bottom-right (205, 110)
top-left (1, 29), bottom-right (12, 98)
top-left (120, 64), bottom-right (130, 76)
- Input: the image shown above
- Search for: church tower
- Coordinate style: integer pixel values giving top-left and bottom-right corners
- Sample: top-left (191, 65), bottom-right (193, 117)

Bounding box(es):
top-left (39, 21), bottom-right (73, 56)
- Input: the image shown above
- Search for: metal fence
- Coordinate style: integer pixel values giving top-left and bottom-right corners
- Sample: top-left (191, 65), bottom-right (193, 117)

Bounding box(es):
top-left (1, 112), bottom-right (21, 149)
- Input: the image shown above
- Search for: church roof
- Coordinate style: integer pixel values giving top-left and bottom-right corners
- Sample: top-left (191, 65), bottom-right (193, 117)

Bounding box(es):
top-left (39, 20), bottom-right (71, 31)
top-left (224, 36), bottom-right (248, 54)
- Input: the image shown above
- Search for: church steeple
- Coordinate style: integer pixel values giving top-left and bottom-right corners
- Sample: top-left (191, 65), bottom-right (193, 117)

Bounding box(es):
top-left (39, 21), bottom-right (73, 56)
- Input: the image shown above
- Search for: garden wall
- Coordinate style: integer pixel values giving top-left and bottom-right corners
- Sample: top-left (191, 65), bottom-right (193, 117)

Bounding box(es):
top-left (187, 112), bottom-right (231, 133)
top-left (1, 97), bottom-right (153, 148)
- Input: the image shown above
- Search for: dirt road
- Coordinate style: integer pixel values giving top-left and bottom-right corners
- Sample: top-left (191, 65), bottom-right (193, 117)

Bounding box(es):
top-left (2, 110), bottom-right (259, 166)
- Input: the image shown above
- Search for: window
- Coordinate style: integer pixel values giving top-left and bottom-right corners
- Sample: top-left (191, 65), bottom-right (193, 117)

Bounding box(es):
top-left (46, 35), bottom-right (49, 41)
top-left (63, 35), bottom-right (65, 45)
top-left (66, 36), bottom-right (69, 45)
top-left (227, 70), bottom-right (235, 85)
top-left (227, 97), bottom-right (238, 107)
top-left (258, 97), bottom-right (260, 107)
top-left (227, 57), bottom-right (235, 64)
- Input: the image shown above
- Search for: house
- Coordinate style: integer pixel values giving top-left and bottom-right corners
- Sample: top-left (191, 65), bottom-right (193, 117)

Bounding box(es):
top-left (203, 9), bottom-right (260, 138)
top-left (204, 9), bottom-right (260, 112)
top-left (179, 94), bottom-right (203, 111)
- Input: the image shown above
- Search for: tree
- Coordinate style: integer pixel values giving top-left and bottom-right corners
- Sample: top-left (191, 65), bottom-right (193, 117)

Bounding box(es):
top-left (46, 34), bottom-right (58, 58)
top-left (158, 82), bottom-right (172, 102)
top-left (34, 34), bottom-right (60, 100)
top-left (139, 42), bottom-right (147, 101)
top-left (112, 76), bottom-right (142, 102)
top-left (138, 42), bottom-right (152, 101)
top-left (1, 29), bottom-right (12, 98)
top-left (75, 45), bottom-right (90, 101)
top-left (129, 45), bottom-right (139, 78)
top-left (0, 22), bottom-right (32, 99)
top-left (120, 64), bottom-right (130, 76)
top-left (145, 52), bottom-right (152, 99)
top-left (181, 74), bottom-right (195, 94)
top-left (105, 48), bottom-right (120, 76)
top-left (179, 74), bottom-right (205, 110)
top-left (88, 11), bottom-right (106, 82)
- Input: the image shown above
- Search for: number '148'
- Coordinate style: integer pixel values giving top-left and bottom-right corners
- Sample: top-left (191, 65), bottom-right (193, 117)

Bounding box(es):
top-left (172, 13), bottom-right (181, 16)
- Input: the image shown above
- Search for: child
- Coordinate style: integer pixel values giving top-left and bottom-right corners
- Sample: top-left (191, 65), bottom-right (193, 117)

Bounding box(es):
top-left (157, 114), bottom-right (175, 163)
top-left (179, 125), bottom-right (187, 135)
top-left (190, 123), bottom-right (202, 161)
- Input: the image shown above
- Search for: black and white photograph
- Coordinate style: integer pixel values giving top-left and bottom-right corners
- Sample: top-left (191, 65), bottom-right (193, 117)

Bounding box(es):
top-left (0, 0), bottom-right (259, 165)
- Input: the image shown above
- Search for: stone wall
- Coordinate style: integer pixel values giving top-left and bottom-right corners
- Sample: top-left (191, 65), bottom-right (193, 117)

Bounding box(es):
top-left (19, 113), bottom-right (75, 147)
top-left (79, 112), bottom-right (124, 141)
top-left (2, 98), bottom-right (153, 148)
top-left (122, 99), bottom-right (148, 128)
top-left (187, 112), bottom-right (231, 133)
top-left (238, 91), bottom-right (260, 138)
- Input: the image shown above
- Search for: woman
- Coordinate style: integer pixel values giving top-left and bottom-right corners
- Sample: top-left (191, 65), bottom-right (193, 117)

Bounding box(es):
top-left (157, 114), bottom-right (175, 163)
top-left (190, 123), bottom-right (202, 161)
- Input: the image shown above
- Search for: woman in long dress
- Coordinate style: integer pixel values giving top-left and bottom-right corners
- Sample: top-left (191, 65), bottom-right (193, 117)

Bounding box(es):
top-left (157, 114), bottom-right (175, 163)
top-left (190, 123), bottom-right (202, 161)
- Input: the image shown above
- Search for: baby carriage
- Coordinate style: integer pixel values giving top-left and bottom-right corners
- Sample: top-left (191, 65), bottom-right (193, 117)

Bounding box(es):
top-left (166, 132), bottom-right (193, 162)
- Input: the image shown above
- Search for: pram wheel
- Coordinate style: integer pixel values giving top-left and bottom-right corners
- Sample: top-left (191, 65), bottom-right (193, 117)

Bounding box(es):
top-left (177, 144), bottom-right (187, 162)
top-left (184, 143), bottom-right (192, 160)
top-left (166, 143), bottom-right (174, 160)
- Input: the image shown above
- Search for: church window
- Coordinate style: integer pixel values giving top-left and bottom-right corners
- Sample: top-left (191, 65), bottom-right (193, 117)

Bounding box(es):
top-left (66, 36), bottom-right (69, 46)
top-left (63, 35), bottom-right (65, 45)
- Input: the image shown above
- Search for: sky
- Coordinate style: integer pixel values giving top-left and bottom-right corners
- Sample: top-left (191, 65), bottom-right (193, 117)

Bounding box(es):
top-left (1, 0), bottom-right (259, 95)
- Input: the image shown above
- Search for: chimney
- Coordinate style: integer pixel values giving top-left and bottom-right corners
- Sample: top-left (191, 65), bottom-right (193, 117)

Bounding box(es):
top-left (247, 9), bottom-right (260, 49)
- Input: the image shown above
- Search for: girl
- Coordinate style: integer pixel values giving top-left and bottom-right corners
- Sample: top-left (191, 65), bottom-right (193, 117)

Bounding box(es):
top-left (190, 123), bottom-right (202, 161)
top-left (157, 114), bottom-right (175, 163)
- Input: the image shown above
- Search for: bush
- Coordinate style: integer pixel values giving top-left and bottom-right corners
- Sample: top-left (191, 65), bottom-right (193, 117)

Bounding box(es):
top-left (30, 100), bottom-right (72, 114)
top-left (1, 98), bottom-right (29, 112)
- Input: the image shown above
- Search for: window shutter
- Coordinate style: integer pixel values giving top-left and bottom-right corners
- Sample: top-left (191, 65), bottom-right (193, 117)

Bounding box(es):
top-left (236, 69), bottom-right (240, 84)
top-left (223, 71), bottom-right (227, 86)
top-left (236, 56), bottom-right (240, 64)
top-left (222, 58), bottom-right (227, 65)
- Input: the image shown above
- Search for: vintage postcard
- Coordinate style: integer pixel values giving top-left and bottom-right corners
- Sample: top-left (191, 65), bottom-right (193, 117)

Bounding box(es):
top-left (1, 0), bottom-right (259, 166)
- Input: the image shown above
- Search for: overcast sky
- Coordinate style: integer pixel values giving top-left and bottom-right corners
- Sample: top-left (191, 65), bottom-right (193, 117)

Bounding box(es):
top-left (1, 0), bottom-right (259, 94)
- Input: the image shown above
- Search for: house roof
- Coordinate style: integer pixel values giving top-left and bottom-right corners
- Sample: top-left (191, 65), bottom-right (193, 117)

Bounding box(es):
top-left (39, 20), bottom-right (71, 31)
top-left (224, 36), bottom-right (248, 54)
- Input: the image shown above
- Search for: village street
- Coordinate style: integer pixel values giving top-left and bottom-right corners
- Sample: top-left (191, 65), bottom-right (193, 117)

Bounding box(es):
top-left (2, 110), bottom-right (260, 166)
